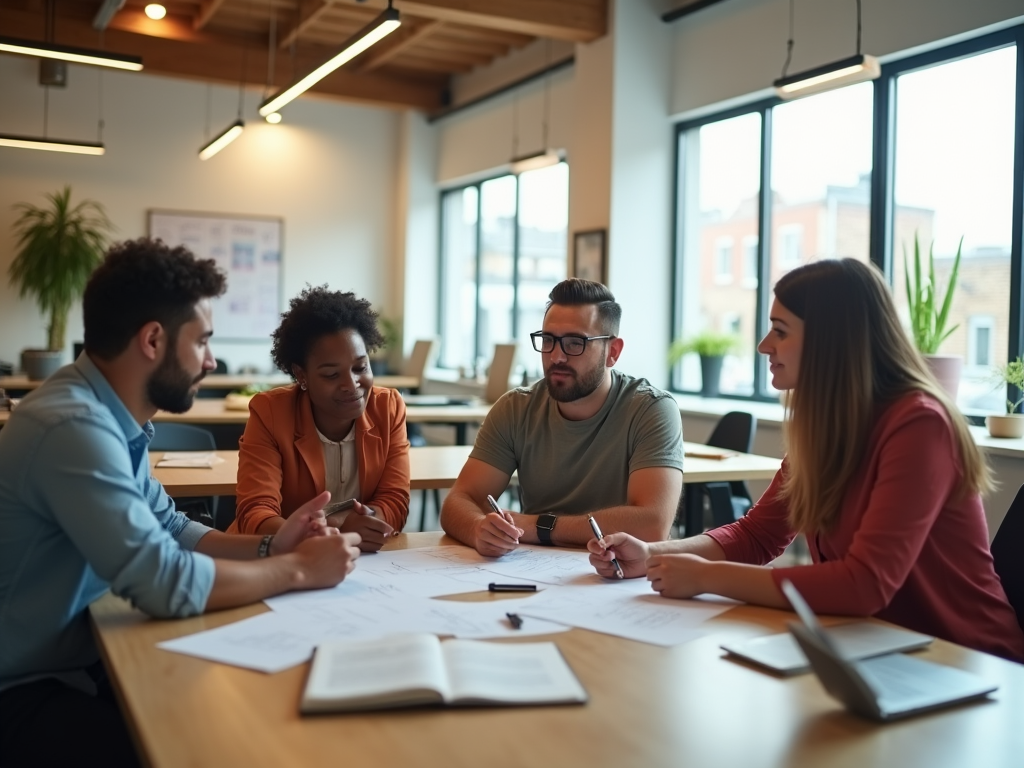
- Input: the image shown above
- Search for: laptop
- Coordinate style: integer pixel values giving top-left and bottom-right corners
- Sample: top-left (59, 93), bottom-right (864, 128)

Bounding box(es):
top-left (780, 580), bottom-right (998, 721)
top-left (721, 621), bottom-right (933, 675)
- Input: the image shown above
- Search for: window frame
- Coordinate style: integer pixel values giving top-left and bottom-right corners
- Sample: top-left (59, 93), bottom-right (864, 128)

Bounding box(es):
top-left (670, 23), bottom-right (1024, 405)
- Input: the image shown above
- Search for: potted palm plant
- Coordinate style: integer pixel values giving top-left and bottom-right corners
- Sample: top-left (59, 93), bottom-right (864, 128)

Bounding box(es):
top-left (670, 331), bottom-right (739, 398)
top-left (369, 315), bottom-right (400, 376)
top-left (986, 358), bottom-right (1024, 438)
top-left (904, 233), bottom-right (963, 398)
top-left (8, 186), bottom-right (112, 379)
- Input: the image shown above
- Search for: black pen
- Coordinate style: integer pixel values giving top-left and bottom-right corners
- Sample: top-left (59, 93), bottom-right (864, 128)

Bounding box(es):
top-left (506, 612), bottom-right (523, 630)
top-left (488, 583), bottom-right (537, 592)
top-left (588, 515), bottom-right (624, 579)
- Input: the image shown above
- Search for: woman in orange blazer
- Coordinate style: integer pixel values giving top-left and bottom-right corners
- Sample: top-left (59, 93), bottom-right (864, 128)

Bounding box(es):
top-left (229, 287), bottom-right (410, 551)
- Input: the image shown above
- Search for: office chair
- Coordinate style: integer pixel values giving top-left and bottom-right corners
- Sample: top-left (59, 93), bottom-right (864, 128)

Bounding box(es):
top-left (402, 339), bottom-right (437, 390)
top-left (214, 358), bottom-right (229, 374)
top-left (150, 423), bottom-right (220, 529)
top-left (682, 411), bottom-right (757, 537)
top-left (991, 484), bottom-right (1024, 633)
top-left (484, 343), bottom-right (518, 404)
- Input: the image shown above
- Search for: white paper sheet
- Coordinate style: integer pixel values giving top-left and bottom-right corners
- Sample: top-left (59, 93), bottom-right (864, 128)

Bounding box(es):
top-left (475, 545), bottom-right (603, 587)
top-left (156, 451), bottom-right (224, 468)
top-left (517, 584), bottom-right (734, 646)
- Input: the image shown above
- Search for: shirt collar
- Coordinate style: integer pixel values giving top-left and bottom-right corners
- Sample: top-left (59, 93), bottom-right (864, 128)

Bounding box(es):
top-left (74, 353), bottom-right (153, 444)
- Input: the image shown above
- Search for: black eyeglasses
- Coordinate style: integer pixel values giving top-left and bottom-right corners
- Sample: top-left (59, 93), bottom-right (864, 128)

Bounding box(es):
top-left (530, 332), bottom-right (614, 356)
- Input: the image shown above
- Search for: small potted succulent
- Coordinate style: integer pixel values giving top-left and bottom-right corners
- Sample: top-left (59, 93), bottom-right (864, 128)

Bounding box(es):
top-left (986, 357), bottom-right (1024, 439)
top-left (669, 331), bottom-right (739, 398)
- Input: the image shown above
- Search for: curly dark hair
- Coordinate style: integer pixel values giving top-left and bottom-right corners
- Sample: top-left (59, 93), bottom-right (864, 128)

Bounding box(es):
top-left (84, 238), bottom-right (226, 360)
top-left (271, 285), bottom-right (384, 377)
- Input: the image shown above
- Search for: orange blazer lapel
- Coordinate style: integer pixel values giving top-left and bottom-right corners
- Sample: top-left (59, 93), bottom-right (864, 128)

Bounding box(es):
top-left (357, 390), bottom-right (384, 496)
top-left (294, 390), bottom-right (327, 494)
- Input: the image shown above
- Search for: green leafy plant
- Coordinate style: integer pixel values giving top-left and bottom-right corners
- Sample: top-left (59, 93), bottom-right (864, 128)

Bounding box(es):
top-left (371, 315), bottom-right (401, 361)
top-left (903, 232), bottom-right (963, 355)
top-left (9, 186), bottom-right (113, 351)
top-left (993, 357), bottom-right (1024, 414)
top-left (233, 383), bottom-right (275, 397)
top-left (669, 331), bottom-right (739, 363)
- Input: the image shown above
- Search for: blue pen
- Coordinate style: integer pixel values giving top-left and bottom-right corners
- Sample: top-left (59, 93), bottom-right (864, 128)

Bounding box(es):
top-left (588, 515), bottom-right (624, 579)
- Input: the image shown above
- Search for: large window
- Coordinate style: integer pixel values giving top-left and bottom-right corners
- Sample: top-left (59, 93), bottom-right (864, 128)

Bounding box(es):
top-left (440, 163), bottom-right (569, 376)
top-left (672, 26), bottom-right (1024, 413)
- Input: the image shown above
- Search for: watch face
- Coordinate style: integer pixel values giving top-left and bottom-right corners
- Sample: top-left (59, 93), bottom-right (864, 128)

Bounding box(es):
top-left (538, 514), bottom-right (557, 531)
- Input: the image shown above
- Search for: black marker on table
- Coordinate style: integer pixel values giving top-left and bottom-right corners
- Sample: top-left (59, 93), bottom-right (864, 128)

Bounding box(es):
top-left (488, 583), bottom-right (537, 593)
top-left (506, 613), bottom-right (524, 630)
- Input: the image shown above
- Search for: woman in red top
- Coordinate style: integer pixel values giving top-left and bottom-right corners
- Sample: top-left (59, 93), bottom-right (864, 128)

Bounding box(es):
top-left (591, 259), bottom-right (1024, 661)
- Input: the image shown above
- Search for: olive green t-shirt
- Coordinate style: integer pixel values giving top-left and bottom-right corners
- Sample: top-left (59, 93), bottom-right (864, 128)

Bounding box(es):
top-left (470, 370), bottom-right (684, 516)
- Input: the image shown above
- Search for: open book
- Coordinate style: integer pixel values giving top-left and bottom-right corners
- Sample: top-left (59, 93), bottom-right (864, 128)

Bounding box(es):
top-left (301, 633), bottom-right (587, 714)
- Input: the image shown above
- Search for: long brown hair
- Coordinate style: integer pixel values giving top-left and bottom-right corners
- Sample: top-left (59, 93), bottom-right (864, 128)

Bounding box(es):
top-left (774, 259), bottom-right (990, 533)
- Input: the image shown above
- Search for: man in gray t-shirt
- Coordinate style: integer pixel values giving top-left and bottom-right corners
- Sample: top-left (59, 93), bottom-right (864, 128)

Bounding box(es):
top-left (440, 279), bottom-right (683, 556)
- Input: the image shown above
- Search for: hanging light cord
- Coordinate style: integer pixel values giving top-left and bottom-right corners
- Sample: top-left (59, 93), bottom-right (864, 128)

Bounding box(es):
top-left (237, 1), bottom-right (251, 120)
top-left (264, 0), bottom-right (276, 102)
top-left (511, 88), bottom-right (519, 158)
top-left (780, 0), bottom-right (794, 78)
top-left (97, 30), bottom-right (105, 142)
top-left (855, 0), bottom-right (862, 55)
top-left (541, 39), bottom-right (551, 150)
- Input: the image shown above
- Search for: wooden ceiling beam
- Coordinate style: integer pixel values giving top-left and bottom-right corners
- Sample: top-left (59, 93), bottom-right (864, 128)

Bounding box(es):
top-left (0, 6), bottom-right (444, 111)
top-left (334, 0), bottom-right (605, 42)
top-left (193, 0), bottom-right (229, 30)
top-left (353, 18), bottom-right (442, 73)
top-left (278, 0), bottom-right (337, 49)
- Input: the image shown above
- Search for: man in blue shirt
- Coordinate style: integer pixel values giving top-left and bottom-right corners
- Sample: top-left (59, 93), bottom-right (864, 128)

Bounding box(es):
top-left (0, 239), bottom-right (361, 768)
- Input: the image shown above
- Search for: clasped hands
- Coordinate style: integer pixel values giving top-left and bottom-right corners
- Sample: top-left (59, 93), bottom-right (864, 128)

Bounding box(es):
top-left (588, 533), bottom-right (710, 599)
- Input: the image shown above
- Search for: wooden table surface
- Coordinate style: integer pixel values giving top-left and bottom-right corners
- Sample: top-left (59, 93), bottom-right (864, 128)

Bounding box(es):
top-left (90, 531), bottom-right (1024, 768)
top-left (0, 373), bottom-right (420, 392)
top-left (150, 443), bottom-right (782, 497)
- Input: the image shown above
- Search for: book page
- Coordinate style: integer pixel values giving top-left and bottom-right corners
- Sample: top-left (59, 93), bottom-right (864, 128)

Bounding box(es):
top-left (441, 640), bottom-right (587, 705)
top-left (302, 633), bottom-right (450, 713)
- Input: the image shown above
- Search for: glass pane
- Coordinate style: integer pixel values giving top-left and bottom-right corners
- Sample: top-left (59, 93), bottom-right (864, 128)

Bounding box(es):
top-left (440, 187), bottom-right (478, 370)
top-left (478, 176), bottom-right (517, 372)
top-left (516, 162), bottom-right (569, 377)
top-left (675, 112), bottom-right (762, 395)
top-left (769, 82), bottom-right (874, 272)
top-left (890, 46), bottom-right (1017, 413)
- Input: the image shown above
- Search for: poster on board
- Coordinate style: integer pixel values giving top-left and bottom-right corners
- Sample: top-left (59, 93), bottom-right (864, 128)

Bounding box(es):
top-left (148, 210), bottom-right (282, 341)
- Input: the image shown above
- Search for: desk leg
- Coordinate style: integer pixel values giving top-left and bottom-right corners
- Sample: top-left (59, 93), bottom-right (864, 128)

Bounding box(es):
top-left (455, 423), bottom-right (467, 446)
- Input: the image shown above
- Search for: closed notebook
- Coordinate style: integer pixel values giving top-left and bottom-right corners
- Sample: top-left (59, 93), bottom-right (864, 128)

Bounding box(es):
top-left (721, 622), bottom-right (933, 675)
top-left (301, 633), bottom-right (588, 714)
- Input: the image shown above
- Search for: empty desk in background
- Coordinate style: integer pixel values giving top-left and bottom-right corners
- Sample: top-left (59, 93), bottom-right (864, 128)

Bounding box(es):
top-left (151, 443), bottom-right (781, 498)
top-left (89, 531), bottom-right (1024, 768)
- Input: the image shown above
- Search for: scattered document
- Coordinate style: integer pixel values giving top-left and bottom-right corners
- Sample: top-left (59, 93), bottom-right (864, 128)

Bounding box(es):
top-left (519, 583), bottom-right (733, 646)
top-left (301, 633), bottom-right (587, 713)
top-left (684, 448), bottom-right (737, 460)
top-left (476, 545), bottom-right (601, 587)
top-left (155, 451), bottom-right (224, 468)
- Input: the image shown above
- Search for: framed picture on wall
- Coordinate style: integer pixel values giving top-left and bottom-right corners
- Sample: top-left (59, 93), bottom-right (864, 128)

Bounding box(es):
top-left (148, 210), bottom-right (282, 341)
top-left (573, 229), bottom-right (607, 285)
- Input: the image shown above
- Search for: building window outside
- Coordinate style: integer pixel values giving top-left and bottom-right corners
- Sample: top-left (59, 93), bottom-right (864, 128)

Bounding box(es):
top-left (439, 163), bottom-right (568, 376)
top-left (671, 28), bottom-right (1022, 411)
top-left (967, 316), bottom-right (995, 370)
top-left (715, 237), bottom-right (734, 283)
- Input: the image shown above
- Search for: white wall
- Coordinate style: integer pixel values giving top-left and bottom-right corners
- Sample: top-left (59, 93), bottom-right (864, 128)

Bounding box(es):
top-left (0, 55), bottom-right (400, 373)
top-left (670, 0), bottom-right (1024, 119)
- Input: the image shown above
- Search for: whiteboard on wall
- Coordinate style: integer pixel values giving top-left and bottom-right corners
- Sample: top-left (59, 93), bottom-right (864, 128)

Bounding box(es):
top-left (148, 210), bottom-right (282, 341)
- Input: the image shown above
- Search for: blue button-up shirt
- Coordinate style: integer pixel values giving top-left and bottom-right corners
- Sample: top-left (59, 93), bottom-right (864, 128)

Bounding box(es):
top-left (0, 355), bottom-right (215, 692)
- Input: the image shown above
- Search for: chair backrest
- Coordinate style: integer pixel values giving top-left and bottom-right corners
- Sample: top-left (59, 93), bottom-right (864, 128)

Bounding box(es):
top-left (402, 339), bottom-right (437, 382)
top-left (991, 484), bottom-right (1024, 633)
top-left (484, 343), bottom-right (518, 404)
top-left (706, 411), bottom-right (756, 453)
top-left (214, 358), bottom-right (229, 374)
top-left (150, 423), bottom-right (217, 452)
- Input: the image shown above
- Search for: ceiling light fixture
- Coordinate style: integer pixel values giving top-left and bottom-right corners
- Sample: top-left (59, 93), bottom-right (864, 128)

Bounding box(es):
top-left (0, 36), bottom-right (143, 71)
top-left (198, 119), bottom-right (244, 160)
top-left (265, 112), bottom-right (282, 124)
top-left (772, 0), bottom-right (879, 100)
top-left (509, 40), bottom-right (562, 175)
top-left (144, 4), bottom-right (167, 20)
top-left (0, 134), bottom-right (104, 155)
top-left (258, 1), bottom-right (400, 117)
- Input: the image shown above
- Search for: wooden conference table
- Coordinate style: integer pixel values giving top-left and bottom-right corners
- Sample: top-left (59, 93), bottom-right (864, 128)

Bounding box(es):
top-left (150, 442), bottom-right (784, 498)
top-left (90, 531), bottom-right (1024, 768)
top-left (0, 373), bottom-right (420, 394)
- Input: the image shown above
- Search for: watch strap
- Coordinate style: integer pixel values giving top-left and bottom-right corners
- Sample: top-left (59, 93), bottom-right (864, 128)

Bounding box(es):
top-left (536, 514), bottom-right (557, 545)
top-left (257, 534), bottom-right (275, 558)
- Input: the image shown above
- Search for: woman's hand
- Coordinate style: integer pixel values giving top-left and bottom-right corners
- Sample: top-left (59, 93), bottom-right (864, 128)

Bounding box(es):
top-left (587, 532), bottom-right (650, 579)
top-left (646, 553), bottom-right (712, 599)
top-left (331, 501), bottom-right (394, 552)
top-left (271, 491), bottom-right (338, 555)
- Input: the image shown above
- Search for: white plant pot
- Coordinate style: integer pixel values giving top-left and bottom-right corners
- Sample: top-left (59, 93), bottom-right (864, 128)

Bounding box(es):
top-left (924, 354), bottom-right (962, 400)
top-left (986, 414), bottom-right (1024, 439)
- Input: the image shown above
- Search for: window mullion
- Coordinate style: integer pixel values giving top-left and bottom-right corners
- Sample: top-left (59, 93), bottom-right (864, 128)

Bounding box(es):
top-left (754, 106), bottom-right (773, 398)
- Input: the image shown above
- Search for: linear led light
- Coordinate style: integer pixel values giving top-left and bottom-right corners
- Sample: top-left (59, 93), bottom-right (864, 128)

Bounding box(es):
top-left (510, 150), bottom-right (562, 175)
top-left (198, 120), bottom-right (244, 161)
top-left (773, 54), bottom-right (880, 100)
top-left (0, 35), bottom-right (143, 71)
top-left (0, 134), bottom-right (105, 155)
top-left (258, 6), bottom-right (400, 116)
